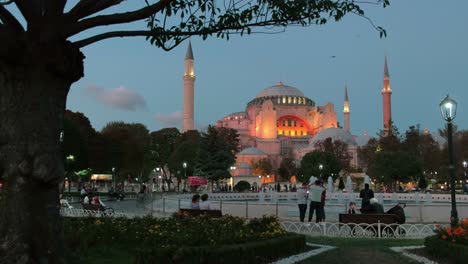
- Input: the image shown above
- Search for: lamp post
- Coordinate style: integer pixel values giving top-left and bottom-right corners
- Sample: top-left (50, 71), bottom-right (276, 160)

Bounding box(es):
top-left (439, 95), bottom-right (458, 227)
top-left (112, 167), bottom-right (116, 190)
top-left (182, 162), bottom-right (187, 193)
top-left (318, 164), bottom-right (323, 181)
top-left (463, 161), bottom-right (467, 177)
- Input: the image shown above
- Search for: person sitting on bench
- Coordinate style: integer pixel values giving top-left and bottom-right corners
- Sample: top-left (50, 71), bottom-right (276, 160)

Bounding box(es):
top-left (369, 198), bottom-right (384, 214)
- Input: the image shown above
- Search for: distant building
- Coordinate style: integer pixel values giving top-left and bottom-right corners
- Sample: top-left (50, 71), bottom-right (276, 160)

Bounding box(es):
top-left (182, 43), bottom-right (398, 183)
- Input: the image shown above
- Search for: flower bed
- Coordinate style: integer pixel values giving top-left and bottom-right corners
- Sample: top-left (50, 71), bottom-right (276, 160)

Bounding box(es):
top-left (63, 215), bottom-right (305, 263)
top-left (424, 218), bottom-right (468, 264)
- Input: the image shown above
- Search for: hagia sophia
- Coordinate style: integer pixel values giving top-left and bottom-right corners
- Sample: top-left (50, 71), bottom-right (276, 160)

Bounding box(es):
top-left (181, 42), bottom-right (432, 186)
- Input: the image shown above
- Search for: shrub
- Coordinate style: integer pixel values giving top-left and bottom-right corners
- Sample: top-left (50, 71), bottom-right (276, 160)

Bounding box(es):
top-left (63, 215), bottom-right (292, 257)
top-left (432, 218), bottom-right (468, 245)
top-left (425, 235), bottom-right (468, 264)
top-left (234, 180), bottom-right (251, 192)
top-left (134, 233), bottom-right (305, 264)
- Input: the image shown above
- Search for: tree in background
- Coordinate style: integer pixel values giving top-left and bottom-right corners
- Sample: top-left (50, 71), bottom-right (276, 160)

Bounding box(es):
top-left (194, 126), bottom-right (239, 186)
top-left (278, 158), bottom-right (297, 182)
top-left (101, 122), bottom-right (150, 183)
top-left (150, 128), bottom-right (181, 189)
top-left (0, 0), bottom-right (388, 261)
top-left (168, 130), bottom-right (201, 191)
top-left (314, 138), bottom-right (352, 172)
top-left (338, 177), bottom-right (345, 191)
top-left (300, 150), bottom-right (341, 182)
top-left (252, 158), bottom-right (273, 178)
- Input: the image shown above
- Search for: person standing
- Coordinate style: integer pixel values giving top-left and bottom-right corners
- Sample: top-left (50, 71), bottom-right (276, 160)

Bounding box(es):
top-left (191, 194), bottom-right (200, 209)
top-left (359, 183), bottom-right (374, 212)
top-left (296, 182), bottom-right (308, 222)
top-left (318, 181), bottom-right (326, 222)
top-left (308, 180), bottom-right (325, 223)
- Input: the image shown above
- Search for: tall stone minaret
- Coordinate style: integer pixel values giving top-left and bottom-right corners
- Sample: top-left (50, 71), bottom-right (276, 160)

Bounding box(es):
top-left (183, 41), bottom-right (195, 132)
top-left (382, 56), bottom-right (392, 133)
top-left (343, 83), bottom-right (350, 132)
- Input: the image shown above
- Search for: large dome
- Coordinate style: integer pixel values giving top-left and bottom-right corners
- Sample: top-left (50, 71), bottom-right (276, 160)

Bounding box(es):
top-left (310, 128), bottom-right (357, 146)
top-left (238, 147), bottom-right (266, 155)
top-left (256, 82), bottom-right (304, 98)
top-left (355, 133), bottom-right (373, 147)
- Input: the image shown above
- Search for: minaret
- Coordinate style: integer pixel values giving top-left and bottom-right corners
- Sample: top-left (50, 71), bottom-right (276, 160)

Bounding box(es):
top-left (343, 83), bottom-right (350, 132)
top-left (183, 41), bottom-right (195, 132)
top-left (382, 56), bottom-right (392, 133)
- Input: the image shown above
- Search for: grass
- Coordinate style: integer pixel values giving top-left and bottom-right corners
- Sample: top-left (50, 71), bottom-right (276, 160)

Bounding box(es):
top-left (67, 245), bottom-right (133, 264)
top-left (299, 237), bottom-right (425, 264)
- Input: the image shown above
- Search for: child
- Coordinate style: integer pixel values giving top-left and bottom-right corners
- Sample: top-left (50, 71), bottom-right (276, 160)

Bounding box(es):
top-left (347, 202), bottom-right (357, 214)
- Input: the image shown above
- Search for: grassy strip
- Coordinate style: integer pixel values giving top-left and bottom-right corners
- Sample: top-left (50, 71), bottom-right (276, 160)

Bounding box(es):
top-left (298, 237), bottom-right (424, 264)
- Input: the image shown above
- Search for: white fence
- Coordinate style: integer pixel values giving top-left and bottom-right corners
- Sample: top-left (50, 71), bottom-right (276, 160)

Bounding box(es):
top-left (281, 222), bottom-right (437, 239)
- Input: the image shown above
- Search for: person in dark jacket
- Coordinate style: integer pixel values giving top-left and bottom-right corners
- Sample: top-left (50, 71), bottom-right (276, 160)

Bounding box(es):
top-left (359, 183), bottom-right (374, 212)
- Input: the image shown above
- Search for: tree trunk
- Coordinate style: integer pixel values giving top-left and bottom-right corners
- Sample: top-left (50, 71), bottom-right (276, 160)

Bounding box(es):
top-left (0, 39), bottom-right (84, 263)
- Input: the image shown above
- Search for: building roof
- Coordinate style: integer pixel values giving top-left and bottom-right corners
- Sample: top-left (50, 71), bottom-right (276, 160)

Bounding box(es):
top-left (310, 127), bottom-right (357, 146)
top-left (185, 41), bottom-right (194, 60)
top-left (256, 81), bottom-right (304, 98)
top-left (226, 111), bottom-right (247, 117)
top-left (238, 147), bottom-right (266, 155)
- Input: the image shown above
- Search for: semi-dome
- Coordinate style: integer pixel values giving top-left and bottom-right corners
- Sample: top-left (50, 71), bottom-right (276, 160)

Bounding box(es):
top-left (256, 81), bottom-right (304, 98)
top-left (310, 127), bottom-right (357, 146)
top-left (238, 147), bottom-right (266, 155)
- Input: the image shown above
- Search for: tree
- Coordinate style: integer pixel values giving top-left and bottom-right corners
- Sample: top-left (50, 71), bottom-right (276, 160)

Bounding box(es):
top-left (150, 127), bottom-right (181, 189)
top-left (300, 150), bottom-right (341, 182)
top-left (168, 130), bottom-right (201, 191)
top-left (194, 126), bottom-right (239, 185)
top-left (0, 0), bottom-right (387, 261)
top-left (278, 158), bottom-right (297, 181)
top-left (101, 122), bottom-right (150, 182)
top-left (252, 158), bottom-right (273, 177)
top-left (314, 137), bottom-right (352, 172)
top-left (373, 151), bottom-right (422, 191)
top-left (418, 173), bottom-right (428, 191)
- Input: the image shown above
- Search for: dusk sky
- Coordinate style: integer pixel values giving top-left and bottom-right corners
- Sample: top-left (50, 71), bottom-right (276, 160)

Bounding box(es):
top-left (65, 0), bottom-right (468, 137)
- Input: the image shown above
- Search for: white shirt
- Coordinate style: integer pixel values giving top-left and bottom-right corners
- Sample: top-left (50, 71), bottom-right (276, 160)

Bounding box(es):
top-left (83, 196), bottom-right (90, 204)
top-left (309, 184), bottom-right (325, 202)
top-left (199, 200), bottom-right (211, 210)
top-left (297, 188), bottom-right (308, 204)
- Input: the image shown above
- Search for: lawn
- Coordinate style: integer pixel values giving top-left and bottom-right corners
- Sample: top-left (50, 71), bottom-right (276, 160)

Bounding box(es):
top-left (299, 237), bottom-right (425, 264)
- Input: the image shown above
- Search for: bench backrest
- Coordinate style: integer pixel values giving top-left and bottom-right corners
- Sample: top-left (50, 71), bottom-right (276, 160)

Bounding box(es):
top-left (179, 209), bottom-right (222, 218)
top-left (339, 213), bottom-right (398, 224)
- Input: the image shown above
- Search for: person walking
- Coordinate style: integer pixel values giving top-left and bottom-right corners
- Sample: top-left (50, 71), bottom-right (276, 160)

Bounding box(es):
top-left (308, 180), bottom-right (325, 223)
top-left (296, 182), bottom-right (308, 222)
top-left (359, 183), bottom-right (374, 212)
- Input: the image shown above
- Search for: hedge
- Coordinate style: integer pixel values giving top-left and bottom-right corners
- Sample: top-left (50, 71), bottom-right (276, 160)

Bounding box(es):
top-left (134, 233), bottom-right (306, 264)
top-left (425, 235), bottom-right (468, 264)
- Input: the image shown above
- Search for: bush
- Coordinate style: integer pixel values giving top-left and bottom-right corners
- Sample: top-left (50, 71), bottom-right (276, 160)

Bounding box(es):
top-left (432, 219), bottom-right (468, 245)
top-left (234, 180), bottom-right (251, 192)
top-left (63, 215), bottom-right (294, 261)
top-left (134, 233), bottom-right (305, 264)
top-left (425, 235), bottom-right (468, 264)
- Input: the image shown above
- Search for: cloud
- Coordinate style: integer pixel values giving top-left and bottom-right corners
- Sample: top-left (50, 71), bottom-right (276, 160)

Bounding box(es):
top-left (155, 111), bottom-right (182, 128)
top-left (85, 85), bottom-right (146, 111)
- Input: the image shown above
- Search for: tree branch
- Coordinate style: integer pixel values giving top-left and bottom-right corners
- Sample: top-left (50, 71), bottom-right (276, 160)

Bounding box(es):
top-left (46, 0), bottom-right (67, 17)
top-left (66, 0), bottom-right (175, 36)
top-left (0, 4), bottom-right (24, 31)
top-left (74, 19), bottom-right (285, 48)
top-left (66, 0), bottom-right (125, 22)
top-left (0, 0), bottom-right (14, 6)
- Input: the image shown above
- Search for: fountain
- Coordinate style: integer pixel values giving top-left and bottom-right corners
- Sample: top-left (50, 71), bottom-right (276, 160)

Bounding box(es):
top-left (346, 176), bottom-right (353, 193)
top-left (327, 176), bottom-right (334, 193)
top-left (308, 176), bottom-right (317, 186)
top-left (364, 174), bottom-right (370, 185)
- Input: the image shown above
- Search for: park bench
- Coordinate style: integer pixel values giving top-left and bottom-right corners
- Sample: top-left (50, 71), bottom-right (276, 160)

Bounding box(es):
top-left (178, 208), bottom-right (222, 218)
top-left (339, 213), bottom-right (399, 225)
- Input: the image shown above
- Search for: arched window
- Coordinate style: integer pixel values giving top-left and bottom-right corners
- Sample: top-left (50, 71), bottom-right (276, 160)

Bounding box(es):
top-left (282, 96), bottom-right (286, 104)
top-left (277, 97), bottom-right (281, 104)
top-left (293, 97), bottom-right (297, 104)
top-left (303, 98), bottom-right (306, 105)
top-left (288, 97), bottom-right (291, 104)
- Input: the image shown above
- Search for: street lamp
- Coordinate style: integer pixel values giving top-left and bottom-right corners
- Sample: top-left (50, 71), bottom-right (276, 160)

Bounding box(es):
top-left (439, 94), bottom-right (458, 227)
top-left (182, 162), bottom-right (187, 192)
top-left (112, 167), bottom-right (116, 189)
top-left (318, 164), bottom-right (323, 180)
top-left (463, 161), bottom-right (467, 177)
